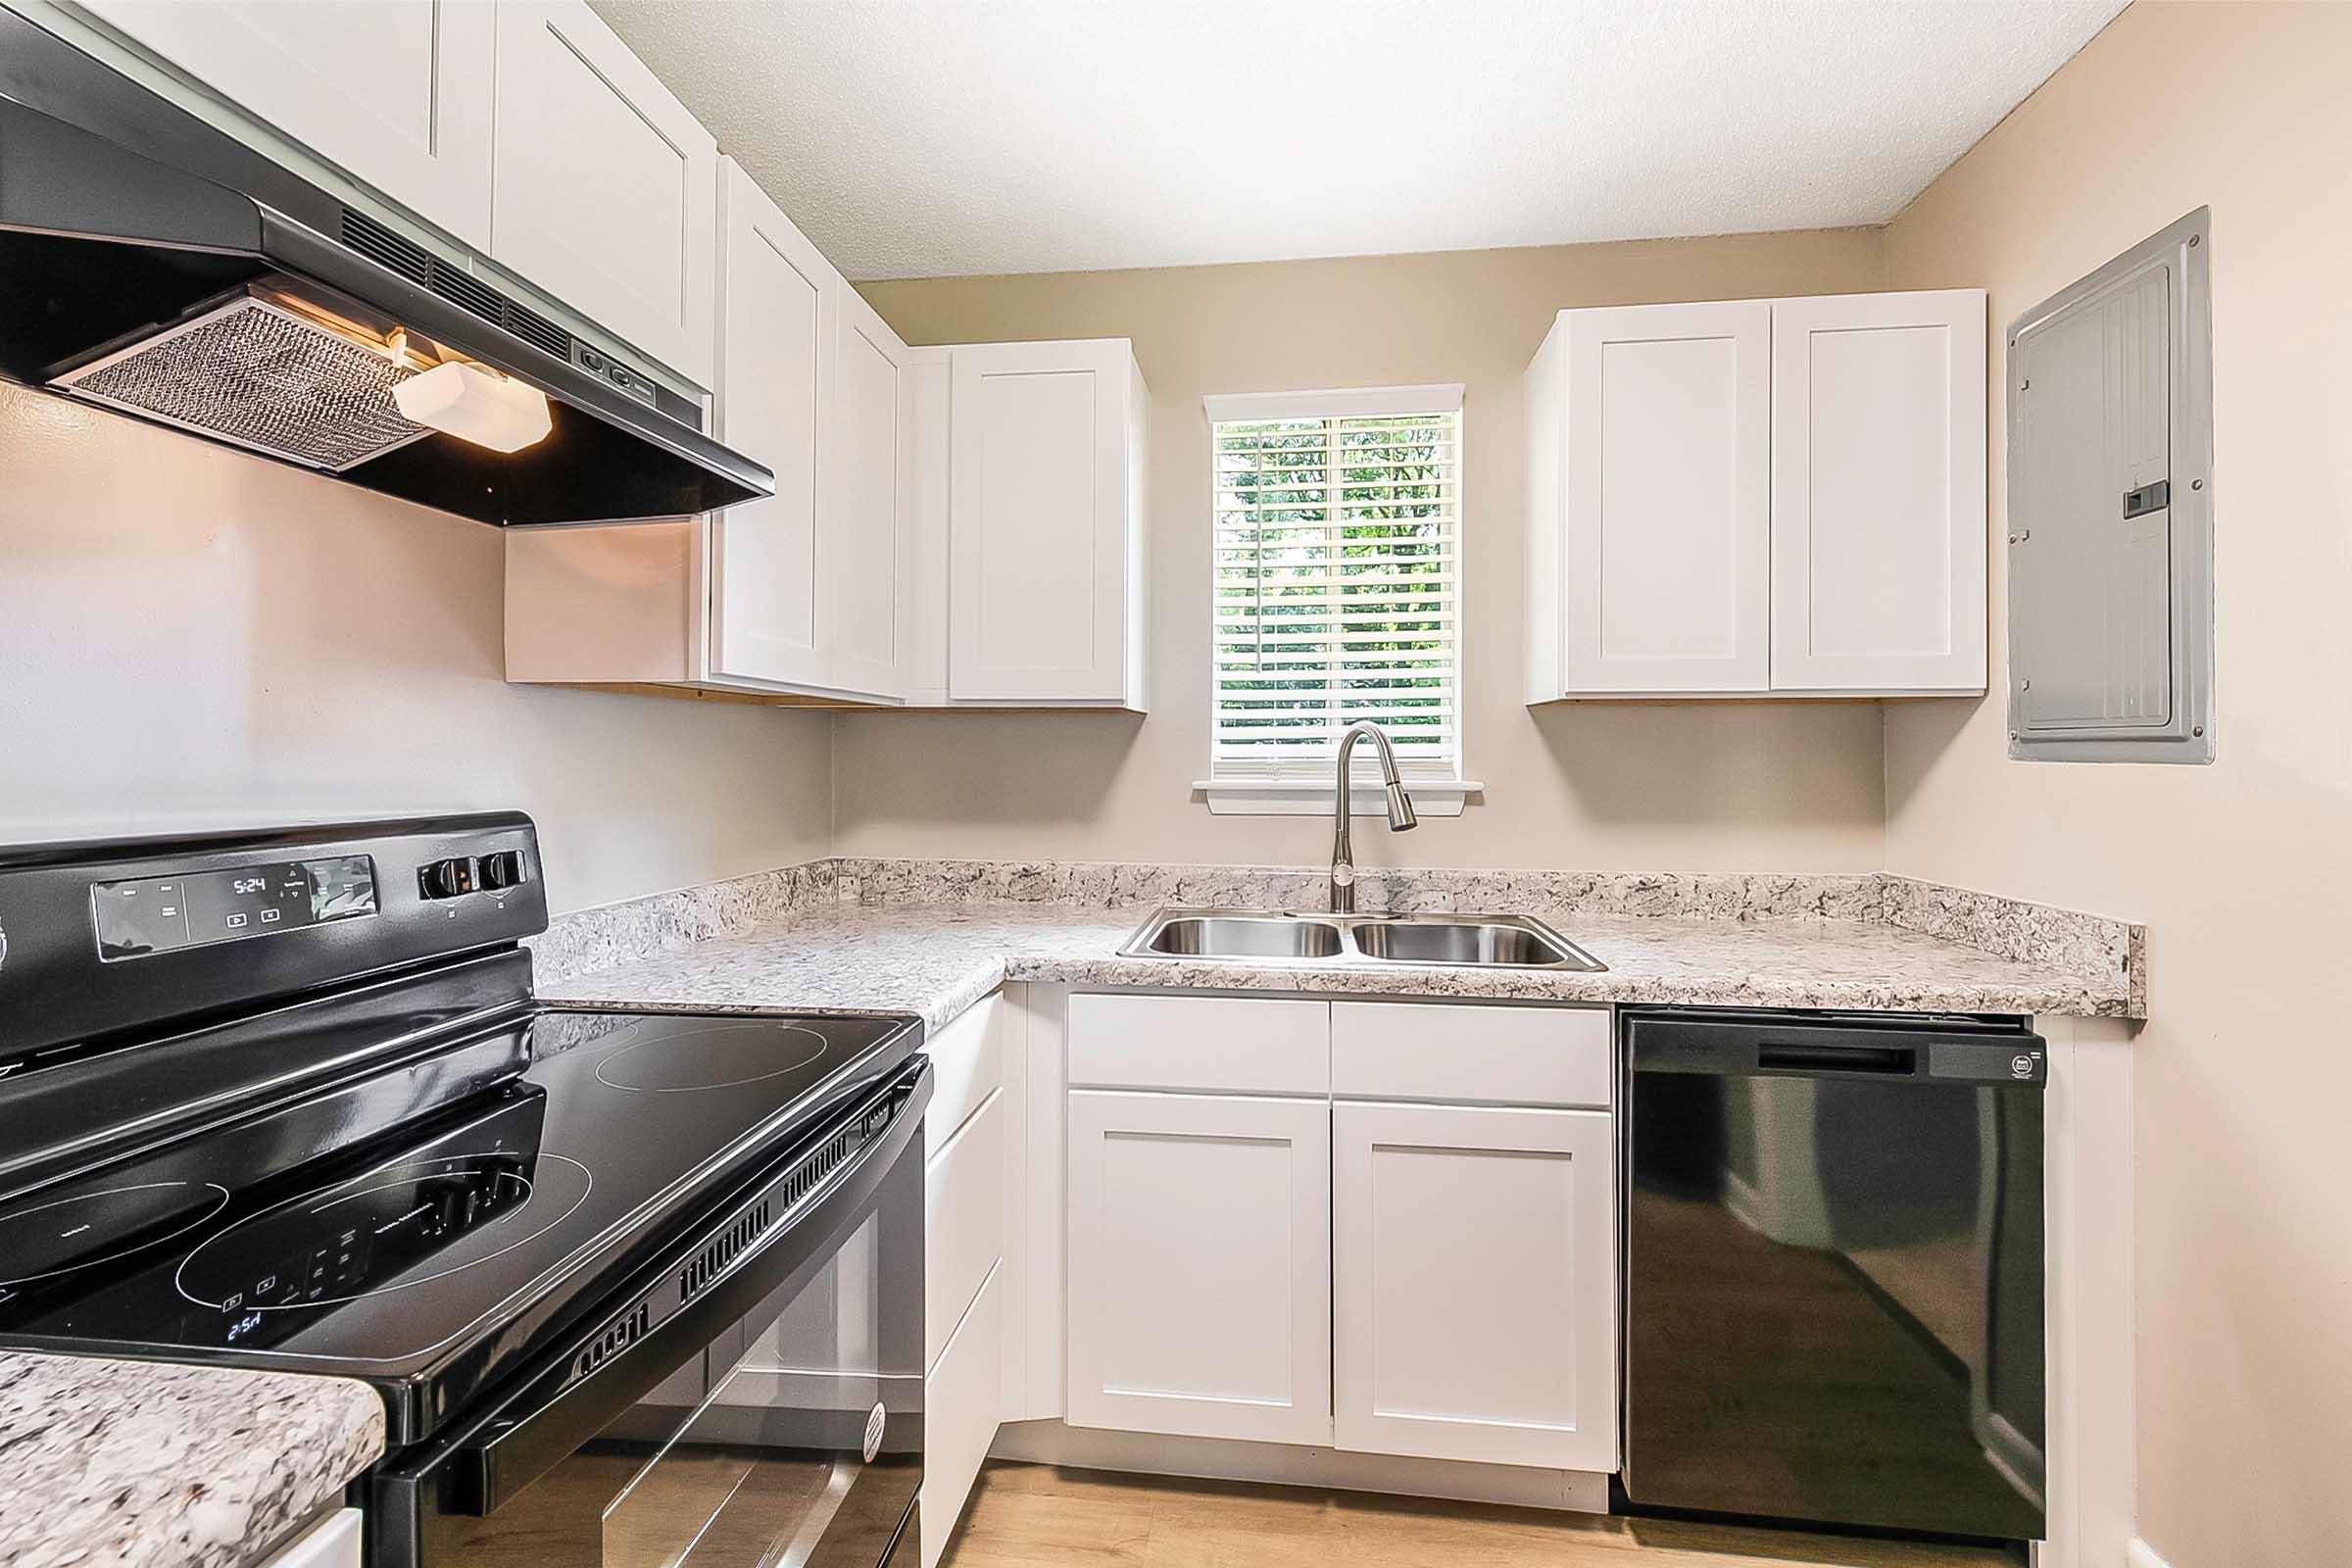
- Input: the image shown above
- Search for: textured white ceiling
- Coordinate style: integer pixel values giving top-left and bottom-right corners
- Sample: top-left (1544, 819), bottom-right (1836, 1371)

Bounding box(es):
top-left (593, 0), bottom-right (2126, 281)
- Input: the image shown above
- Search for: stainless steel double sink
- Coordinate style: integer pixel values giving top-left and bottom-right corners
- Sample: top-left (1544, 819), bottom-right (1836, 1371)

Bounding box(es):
top-left (1117, 908), bottom-right (1606, 971)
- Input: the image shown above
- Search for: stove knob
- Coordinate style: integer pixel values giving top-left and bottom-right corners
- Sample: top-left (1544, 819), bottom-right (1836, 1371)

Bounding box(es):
top-left (420, 858), bottom-right (474, 900)
top-left (480, 851), bottom-right (525, 891)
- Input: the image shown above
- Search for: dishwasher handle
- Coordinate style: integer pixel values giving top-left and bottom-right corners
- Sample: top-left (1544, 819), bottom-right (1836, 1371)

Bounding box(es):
top-left (1626, 1010), bottom-right (2046, 1086)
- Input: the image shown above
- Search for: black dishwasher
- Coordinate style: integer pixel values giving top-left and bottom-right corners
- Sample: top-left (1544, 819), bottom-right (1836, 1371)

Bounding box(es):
top-left (1620, 1008), bottom-right (2047, 1544)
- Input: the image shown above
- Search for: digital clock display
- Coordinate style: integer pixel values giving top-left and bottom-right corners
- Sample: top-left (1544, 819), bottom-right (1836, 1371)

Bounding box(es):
top-left (92, 856), bottom-right (378, 961)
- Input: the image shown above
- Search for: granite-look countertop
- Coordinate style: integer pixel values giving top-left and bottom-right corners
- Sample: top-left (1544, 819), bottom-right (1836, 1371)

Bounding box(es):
top-left (0, 1352), bottom-right (382, 1568)
top-left (538, 898), bottom-right (2135, 1025)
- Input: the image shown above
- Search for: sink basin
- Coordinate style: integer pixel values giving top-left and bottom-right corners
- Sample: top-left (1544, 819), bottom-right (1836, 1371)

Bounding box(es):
top-left (1139, 913), bottom-right (1344, 959)
top-left (1119, 908), bottom-right (1605, 971)
top-left (1349, 917), bottom-right (1600, 970)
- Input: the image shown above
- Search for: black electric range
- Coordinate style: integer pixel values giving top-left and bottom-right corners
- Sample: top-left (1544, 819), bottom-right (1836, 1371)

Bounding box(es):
top-left (0, 814), bottom-right (932, 1568)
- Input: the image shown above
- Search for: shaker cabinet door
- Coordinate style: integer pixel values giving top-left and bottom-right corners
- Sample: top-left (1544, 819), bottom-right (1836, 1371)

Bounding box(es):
top-left (492, 1), bottom-right (716, 387)
top-left (827, 287), bottom-right (915, 701)
top-left (80, 0), bottom-right (496, 249)
top-left (1065, 1090), bottom-right (1331, 1445)
top-left (947, 340), bottom-right (1143, 707)
top-left (1332, 1102), bottom-right (1618, 1472)
top-left (1561, 300), bottom-right (1772, 694)
top-left (1770, 290), bottom-right (1986, 693)
top-left (708, 160), bottom-right (834, 689)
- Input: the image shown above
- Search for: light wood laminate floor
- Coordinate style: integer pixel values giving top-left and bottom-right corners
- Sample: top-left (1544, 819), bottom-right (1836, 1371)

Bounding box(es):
top-left (937, 1462), bottom-right (2019, 1568)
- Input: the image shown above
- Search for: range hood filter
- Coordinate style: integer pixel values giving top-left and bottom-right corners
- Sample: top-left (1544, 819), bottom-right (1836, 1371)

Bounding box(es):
top-left (53, 294), bottom-right (431, 472)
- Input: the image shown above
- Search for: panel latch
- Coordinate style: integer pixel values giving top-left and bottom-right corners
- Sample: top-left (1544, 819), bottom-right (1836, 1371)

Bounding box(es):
top-left (2123, 479), bottom-right (2171, 519)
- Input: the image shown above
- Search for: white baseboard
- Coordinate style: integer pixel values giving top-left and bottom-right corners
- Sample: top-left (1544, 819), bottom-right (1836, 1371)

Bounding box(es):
top-left (988, 1419), bottom-right (1610, 1513)
top-left (2125, 1541), bottom-right (2174, 1568)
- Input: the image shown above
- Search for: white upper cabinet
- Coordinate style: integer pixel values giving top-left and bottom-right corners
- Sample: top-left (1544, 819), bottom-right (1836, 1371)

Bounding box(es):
top-left (1332, 1102), bottom-right (1618, 1473)
top-left (828, 287), bottom-right (917, 699)
top-left (708, 159), bottom-right (834, 691)
top-left (1770, 290), bottom-right (1987, 693)
top-left (76, 0), bottom-right (497, 250)
top-left (948, 339), bottom-right (1150, 709)
top-left (491, 2), bottom-right (717, 389)
top-left (1525, 289), bottom-right (1985, 700)
top-left (1532, 300), bottom-right (1774, 697)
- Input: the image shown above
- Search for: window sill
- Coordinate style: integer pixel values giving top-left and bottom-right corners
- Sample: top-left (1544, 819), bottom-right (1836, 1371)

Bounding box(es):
top-left (1193, 779), bottom-right (1481, 817)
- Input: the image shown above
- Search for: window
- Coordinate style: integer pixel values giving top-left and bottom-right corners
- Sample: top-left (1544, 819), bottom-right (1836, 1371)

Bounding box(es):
top-left (1200, 384), bottom-right (1474, 815)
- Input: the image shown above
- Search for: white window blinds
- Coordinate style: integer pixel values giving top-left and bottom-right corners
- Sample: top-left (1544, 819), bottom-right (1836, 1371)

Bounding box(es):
top-left (1210, 390), bottom-right (1462, 781)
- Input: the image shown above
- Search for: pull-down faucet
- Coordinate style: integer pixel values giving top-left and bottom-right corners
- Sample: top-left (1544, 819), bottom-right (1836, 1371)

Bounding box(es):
top-left (1329, 720), bottom-right (1417, 913)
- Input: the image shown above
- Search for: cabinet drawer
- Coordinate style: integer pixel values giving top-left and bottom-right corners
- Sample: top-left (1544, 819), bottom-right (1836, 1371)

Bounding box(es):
top-left (926, 994), bottom-right (1004, 1148)
top-left (1067, 994), bottom-right (1328, 1095)
top-left (920, 1263), bottom-right (1003, 1568)
top-left (1333, 1002), bottom-right (1610, 1107)
top-left (925, 1088), bottom-right (1004, 1369)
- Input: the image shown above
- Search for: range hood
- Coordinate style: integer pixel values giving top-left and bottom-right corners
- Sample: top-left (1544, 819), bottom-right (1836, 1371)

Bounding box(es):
top-left (0, 10), bottom-right (772, 526)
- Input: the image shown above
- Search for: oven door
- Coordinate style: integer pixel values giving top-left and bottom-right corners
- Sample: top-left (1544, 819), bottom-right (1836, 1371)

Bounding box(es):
top-left (377, 1060), bottom-right (928, 1568)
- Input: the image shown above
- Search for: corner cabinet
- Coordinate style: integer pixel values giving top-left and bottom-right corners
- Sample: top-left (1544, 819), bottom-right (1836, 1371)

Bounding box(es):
top-left (1525, 289), bottom-right (1985, 701)
top-left (491, 2), bottom-right (717, 390)
top-left (505, 163), bottom-right (920, 706)
top-left (944, 340), bottom-right (1151, 710)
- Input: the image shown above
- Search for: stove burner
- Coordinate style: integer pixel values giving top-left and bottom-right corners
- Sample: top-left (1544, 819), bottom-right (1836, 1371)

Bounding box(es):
top-left (174, 1152), bottom-right (592, 1313)
top-left (595, 1021), bottom-right (830, 1093)
top-left (0, 1181), bottom-right (231, 1287)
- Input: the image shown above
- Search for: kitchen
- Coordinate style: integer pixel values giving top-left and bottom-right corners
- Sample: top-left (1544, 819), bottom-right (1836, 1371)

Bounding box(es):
top-left (0, 3), bottom-right (2337, 1568)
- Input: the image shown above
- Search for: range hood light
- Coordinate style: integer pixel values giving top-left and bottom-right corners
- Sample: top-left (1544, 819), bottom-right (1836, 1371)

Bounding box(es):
top-left (392, 360), bottom-right (554, 454)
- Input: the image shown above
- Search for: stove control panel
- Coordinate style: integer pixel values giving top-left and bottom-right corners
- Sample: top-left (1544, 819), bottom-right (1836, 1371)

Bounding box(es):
top-left (93, 856), bottom-right (378, 961)
top-left (0, 812), bottom-right (548, 1065)
top-left (418, 851), bottom-right (528, 901)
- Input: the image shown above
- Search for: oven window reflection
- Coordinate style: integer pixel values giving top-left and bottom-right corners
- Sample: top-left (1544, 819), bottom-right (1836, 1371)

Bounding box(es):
top-left (601, 1216), bottom-right (909, 1568)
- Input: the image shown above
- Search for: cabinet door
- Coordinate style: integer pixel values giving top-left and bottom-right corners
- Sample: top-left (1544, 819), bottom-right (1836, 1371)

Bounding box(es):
top-left (948, 340), bottom-right (1137, 705)
top-left (492, 1), bottom-right (716, 388)
top-left (1065, 1090), bottom-right (1331, 1445)
top-left (1563, 301), bottom-right (1771, 693)
top-left (1333, 1102), bottom-right (1617, 1471)
top-left (708, 161), bottom-right (833, 689)
top-left (900, 349), bottom-right (955, 707)
top-left (828, 287), bottom-right (914, 700)
top-left (1771, 290), bottom-right (1986, 692)
top-left (80, 2), bottom-right (496, 250)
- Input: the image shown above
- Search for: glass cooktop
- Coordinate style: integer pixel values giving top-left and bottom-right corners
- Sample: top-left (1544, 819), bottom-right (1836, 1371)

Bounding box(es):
top-left (0, 1006), bottom-right (916, 1436)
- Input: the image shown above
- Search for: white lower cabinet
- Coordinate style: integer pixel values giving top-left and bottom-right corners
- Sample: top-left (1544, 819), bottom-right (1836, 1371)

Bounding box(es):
top-left (1332, 1102), bottom-right (1619, 1471)
top-left (254, 1508), bottom-right (362, 1568)
top-left (1052, 993), bottom-right (1620, 1484)
top-left (918, 996), bottom-right (1007, 1564)
top-left (922, 1263), bottom-right (1004, 1568)
top-left (1064, 1089), bottom-right (1332, 1445)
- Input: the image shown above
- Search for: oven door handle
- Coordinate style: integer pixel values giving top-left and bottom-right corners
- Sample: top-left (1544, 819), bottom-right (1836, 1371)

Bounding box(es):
top-left (436, 1060), bottom-right (929, 1519)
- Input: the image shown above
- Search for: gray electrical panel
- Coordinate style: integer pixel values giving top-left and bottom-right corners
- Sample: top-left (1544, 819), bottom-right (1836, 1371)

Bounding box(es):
top-left (2007, 208), bottom-right (2214, 762)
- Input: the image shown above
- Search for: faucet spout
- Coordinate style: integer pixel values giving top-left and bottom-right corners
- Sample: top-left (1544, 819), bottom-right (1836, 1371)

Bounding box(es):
top-left (1329, 720), bottom-right (1417, 914)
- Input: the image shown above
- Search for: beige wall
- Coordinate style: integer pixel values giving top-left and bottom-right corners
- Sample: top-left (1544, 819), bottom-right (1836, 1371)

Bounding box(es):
top-left (847, 230), bottom-right (1892, 872)
top-left (1882, 4), bottom-right (2352, 1562)
top-left (0, 382), bottom-right (833, 913)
